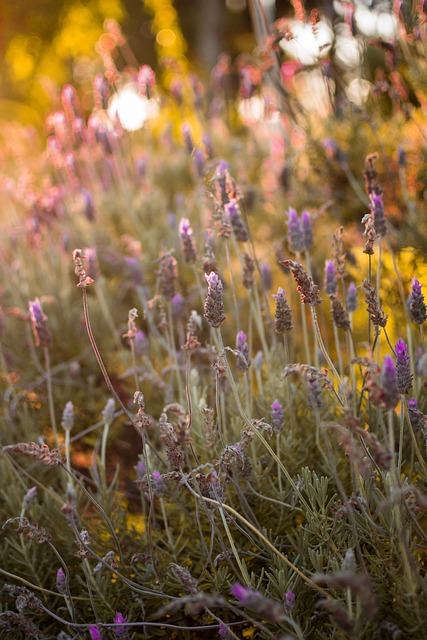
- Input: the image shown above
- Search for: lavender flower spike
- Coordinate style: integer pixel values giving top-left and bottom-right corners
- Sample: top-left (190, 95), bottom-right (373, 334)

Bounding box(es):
top-left (286, 208), bottom-right (305, 254)
top-left (89, 625), bottom-right (103, 640)
top-left (407, 278), bottom-right (427, 325)
top-left (236, 330), bottom-right (251, 370)
top-left (231, 583), bottom-right (253, 604)
top-left (324, 260), bottom-right (337, 297)
top-left (179, 218), bottom-right (197, 263)
top-left (113, 611), bottom-right (127, 637)
top-left (273, 287), bottom-right (293, 333)
top-left (395, 338), bottom-right (413, 394)
top-left (346, 282), bottom-right (358, 313)
top-left (29, 298), bottom-right (52, 348)
top-left (301, 209), bottom-right (313, 250)
top-left (382, 355), bottom-right (399, 410)
top-left (204, 271), bottom-right (226, 328)
top-left (271, 399), bottom-right (285, 431)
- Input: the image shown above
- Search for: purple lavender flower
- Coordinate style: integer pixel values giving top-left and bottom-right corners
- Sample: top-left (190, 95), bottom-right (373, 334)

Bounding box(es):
top-left (113, 612), bottom-right (127, 637)
top-left (236, 330), bottom-right (251, 371)
top-left (23, 486), bottom-right (37, 507)
top-left (134, 330), bottom-right (149, 357)
top-left (227, 200), bottom-right (249, 242)
top-left (382, 355), bottom-right (399, 410)
top-left (346, 282), bottom-right (358, 313)
top-left (182, 124), bottom-right (194, 153)
top-left (395, 338), bottom-right (413, 394)
top-left (136, 459), bottom-right (146, 481)
top-left (89, 625), bottom-right (103, 640)
top-left (56, 568), bottom-right (67, 594)
top-left (28, 298), bottom-right (52, 348)
top-left (81, 188), bottom-right (95, 221)
top-left (172, 293), bottom-right (184, 320)
top-left (407, 397), bottom-right (427, 432)
top-left (231, 583), bottom-right (253, 604)
top-left (193, 149), bottom-right (206, 177)
top-left (284, 590), bottom-right (296, 613)
top-left (260, 262), bottom-right (272, 291)
top-left (218, 622), bottom-right (232, 638)
top-left (286, 208), bottom-right (305, 254)
top-left (407, 278), bottom-right (427, 324)
top-left (179, 218), bottom-right (197, 263)
top-left (152, 470), bottom-right (165, 495)
top-left (204, 271), bottom-right (226, 328)
top-left (370, 192), bottom-right (387, 237)
top-left (271, 399), bottom-right (285, 431)
top-left (301, 210), bottom-right (313, 250)
top-left (324, 260), bottom-right (337, 297)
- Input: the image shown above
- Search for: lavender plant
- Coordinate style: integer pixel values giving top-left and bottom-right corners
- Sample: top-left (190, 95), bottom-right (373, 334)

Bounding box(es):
top-left (1, 4), bottom-right (427, 640)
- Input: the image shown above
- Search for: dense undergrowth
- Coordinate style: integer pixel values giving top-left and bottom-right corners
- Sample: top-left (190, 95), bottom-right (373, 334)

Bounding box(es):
top-left (1, 3), bottom-right (427, 639)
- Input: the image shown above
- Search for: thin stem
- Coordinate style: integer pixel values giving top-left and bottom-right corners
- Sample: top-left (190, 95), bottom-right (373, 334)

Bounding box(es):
top-left (215, 327), bottom-right (312, 513)
top-left (44, 347), bottom-right (58, 447)
top-left (310, 306), bottom-right (342, 387)
top-left (183, 479), bottom-right (329, 598)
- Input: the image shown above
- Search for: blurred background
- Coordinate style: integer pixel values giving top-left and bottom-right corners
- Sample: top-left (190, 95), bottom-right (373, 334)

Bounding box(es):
top-left (0, 0), bottom-right (399, 125)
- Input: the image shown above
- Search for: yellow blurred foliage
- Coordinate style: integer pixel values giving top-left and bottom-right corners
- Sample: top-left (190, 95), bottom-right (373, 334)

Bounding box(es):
top-left (4, 0), bottom-right (125, 118)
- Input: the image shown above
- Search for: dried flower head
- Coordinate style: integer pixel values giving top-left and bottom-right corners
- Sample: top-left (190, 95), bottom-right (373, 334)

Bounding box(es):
top-left (159, 252), bottom-right (178, 300)
top-left (242, 253), bottom-right (255, 290)
top-left (332, 226), bottom-right (346, 277)
top-left (362, 279), bottom-right (388, 329)
top-left (280, 260), bottom-right (322, 306)
top-left (73, 249), bottom-right (94, 288)
top-left (273, 287), bottom-right (293, 333)
top-left (204, 271), bottom-right (226, 328)
top-left (28, 298), bottom-right (52, 348)
top-left (169, 563), bottom-right (199, 595)
top-left (331, 296), bottom-right (350, 330)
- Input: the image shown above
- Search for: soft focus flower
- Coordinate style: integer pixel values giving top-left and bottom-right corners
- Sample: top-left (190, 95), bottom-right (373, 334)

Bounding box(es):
top-left (271, 399), bottom-right (285, 431)
top-left (235, 330), bottom-right (251, 370)
top-left (395, 338), bottom-right (413, 394)
top-left (382, 355), bottom-right (399, 409)
top-left (89, 625), bottom-right (103, 640)
top-left (29, 298), bottom-right (52, 348)
top-left (231, 583), bottom-right (253, 603)
top-left (113, 612), bottom-right (127, 637)
top-left (324, 260), bottom-right (337, 297)
top-left (56, 567), bottom-right (67, 594)
top-left (286, 208), bottom-right (305, 254)
top-left (346, 282), bottom-right (358, 312)
top-left (407, 278), bottom-right (427, 324)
